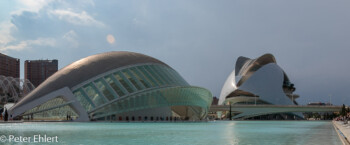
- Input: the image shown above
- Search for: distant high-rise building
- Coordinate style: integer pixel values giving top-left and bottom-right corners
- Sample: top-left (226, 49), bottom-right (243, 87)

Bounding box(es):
top-left (0, 53), bottom-right (20, 78)
top-left (212, 96), bottom-right (219, 105)
top-left (25, 59), bottom-right (58, 87)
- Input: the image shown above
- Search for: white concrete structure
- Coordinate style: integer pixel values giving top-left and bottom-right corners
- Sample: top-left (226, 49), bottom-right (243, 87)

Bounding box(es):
top-left (210, 105), bottom-right (340, 119)
top-left (219, 53), bottom-right (302, 119)
top-left (9, 51), bottom-right (212, 121)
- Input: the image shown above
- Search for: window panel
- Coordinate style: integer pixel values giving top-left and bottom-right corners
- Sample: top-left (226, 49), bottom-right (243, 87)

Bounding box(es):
top-left (114, 72), bottom-right (135, 93)
top-left (122, 70), bottom-right (143, 90)
top-left (127, 69), bottom-right (147, 89)
top-left (104, 76), bottom-right (126, 96)
top-left (167, 68), bottom-right (188, 85)
top-left (73, 90), bottom-right (94, 111)
top-left (130, 97), bottom-right (135, 109)
top-left (154, 65), bottom-right (174, 84)
top-left (100, 78), bottom-right (120, 98)
top-left (137, 66), bottom-right (159, 87)
top-left (94, 79), bottom-right (116, 101)
top-left (144, 65), bottom-right (165, 86)
top-left (150, 65), bottom-right (172, 85)
top-left (163, 67), bottom-right (181, 84)
top-left (83, 83), bottom-right (106, 107)
top-left (129, 68), bottom-right (152, 88)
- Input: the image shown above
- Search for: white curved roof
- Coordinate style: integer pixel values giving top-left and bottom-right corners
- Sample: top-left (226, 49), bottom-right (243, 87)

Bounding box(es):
top-left (236, 53), bottom-right (276, 84)
top-left (12, 51), bottom-right (168, 109)
top-left (219, 53), bottom-right (288, 105)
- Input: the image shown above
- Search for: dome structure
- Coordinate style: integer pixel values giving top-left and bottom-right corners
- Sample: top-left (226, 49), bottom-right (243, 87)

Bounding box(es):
top-left (10, 51), bottom-right (212, 121)
top-left (219, 53), bottom-right (302, 119)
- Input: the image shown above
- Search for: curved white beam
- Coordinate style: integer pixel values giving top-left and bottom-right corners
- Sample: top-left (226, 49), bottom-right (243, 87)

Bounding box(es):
top-left (9, 87), bottom-right (89, 121)
top-left (219, 69), bottom-right (237, 105)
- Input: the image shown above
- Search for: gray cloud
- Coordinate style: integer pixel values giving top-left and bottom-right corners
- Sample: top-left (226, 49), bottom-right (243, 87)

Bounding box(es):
top-left (2, 0), bottom-right (350, 105)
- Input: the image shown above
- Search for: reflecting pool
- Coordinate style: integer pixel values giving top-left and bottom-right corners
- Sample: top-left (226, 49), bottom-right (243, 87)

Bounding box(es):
top-left (0, 121), bottom-right (341, 145)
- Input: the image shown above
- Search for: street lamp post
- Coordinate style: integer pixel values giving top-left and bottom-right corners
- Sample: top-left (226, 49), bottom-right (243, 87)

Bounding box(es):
top-left (229, 102), bottom-right (232, 120)
top-left (255, 94), bottom-right (257, 106)
top-left (292, 94), bottom-right (294, 105)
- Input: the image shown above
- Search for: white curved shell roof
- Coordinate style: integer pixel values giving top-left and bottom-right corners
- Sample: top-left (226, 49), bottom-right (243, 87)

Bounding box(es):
top-left (219, 53), bottom-right (291, 105)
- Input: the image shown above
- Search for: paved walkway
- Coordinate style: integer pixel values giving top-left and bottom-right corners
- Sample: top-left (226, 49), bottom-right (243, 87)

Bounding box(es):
top-left (0, 120), bottom-right (23, 123)
top-left (333, 121), bottom-right (350, 145)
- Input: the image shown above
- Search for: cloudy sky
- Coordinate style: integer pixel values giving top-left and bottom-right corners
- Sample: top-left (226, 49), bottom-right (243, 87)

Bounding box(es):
top-left (1, 0), bottom-right (349, 105)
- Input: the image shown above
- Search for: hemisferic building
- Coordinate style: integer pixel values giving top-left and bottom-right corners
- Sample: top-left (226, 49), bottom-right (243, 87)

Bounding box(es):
top-left (9, 51), bottom-right (212, 121)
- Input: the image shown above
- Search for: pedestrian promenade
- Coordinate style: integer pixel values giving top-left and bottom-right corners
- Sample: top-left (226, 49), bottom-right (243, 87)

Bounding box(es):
top-left (0, 120), bottom-right (23, 123)
top-left (333, 121), bottom-right (350, 145)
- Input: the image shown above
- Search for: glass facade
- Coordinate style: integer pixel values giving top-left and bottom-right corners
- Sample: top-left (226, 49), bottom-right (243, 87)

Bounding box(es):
top-left (73, 89), bottom-right (94, 111)
top-left (22, 96), bottom-right (78, 121)
top-left (83, 84), bottom-right (107, 107)
top-left (72, 64), bottom-right (189, 111)
top-left (69, 64), bottom-right (211, 121)
top-left (90, 87), bottom-right (212, 120)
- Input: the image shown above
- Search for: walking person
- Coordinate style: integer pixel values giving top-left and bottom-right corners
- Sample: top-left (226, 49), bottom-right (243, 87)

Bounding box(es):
top-left (4, 109), bottom-right (8, 121)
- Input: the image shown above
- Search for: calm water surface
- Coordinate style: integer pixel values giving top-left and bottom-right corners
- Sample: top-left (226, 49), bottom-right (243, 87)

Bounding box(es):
top-left (0, 121), bottom-right (341, 145)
